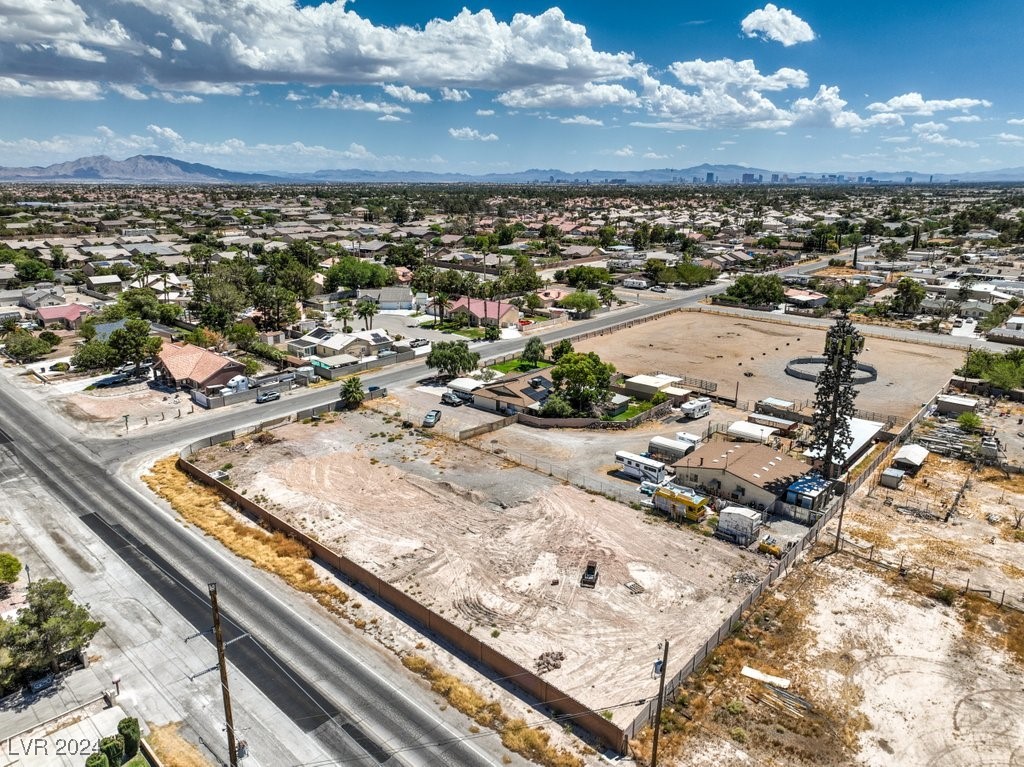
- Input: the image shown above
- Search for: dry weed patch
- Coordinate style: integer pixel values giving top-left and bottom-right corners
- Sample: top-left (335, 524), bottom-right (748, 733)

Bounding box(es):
top-left (144, 457), bottom-right (349, 617)
top-left (146, 723), bottom-right (210, 767)
top-left (401, 654), bottom-right (582, 767)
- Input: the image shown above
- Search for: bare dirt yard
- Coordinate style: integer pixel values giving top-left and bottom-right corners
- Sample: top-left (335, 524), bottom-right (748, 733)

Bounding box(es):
top-left (574, 312), bottom-right (963, 420)
top-left (631, 552), bottom-right (1024, 767)
top-left (845, 453), bottom-right (1024, 603)
top-left (189, 407), bottom-right (774, 722)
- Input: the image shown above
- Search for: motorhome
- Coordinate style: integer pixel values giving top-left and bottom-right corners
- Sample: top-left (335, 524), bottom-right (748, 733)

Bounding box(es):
top-left (679, 397), bottom-right (711, 419)
top-left (615, 451), bottom-right (666, 483)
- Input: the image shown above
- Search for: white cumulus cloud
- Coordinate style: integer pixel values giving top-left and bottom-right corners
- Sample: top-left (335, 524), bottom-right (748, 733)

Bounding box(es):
top-left (867, 92), bottom-right (992, 116)
top-left (912, 121), bottom-right (947, 133)
top-left (1007, 118), bottom-right (1024, 126)
top-left (741, 4), bottom-right (816, 46)
top-left (497, 82), bottom-right (638, 108)
top-left (475, 109), bottom-right (495, 116)
top-left (995, 132), bottom-right (1024, 145)
top-left (314, 92), bottom-right (410, 114)
top-left (382, 84), bottom-right (431, 103)
top-left (448, 127), bottom-right (498, 141)
top-left (441, 87), bottom-right (471, 102)
top-left (948, 115), bottom-right (980, 123)
top-left (560, 115), bottom-right (603, 126)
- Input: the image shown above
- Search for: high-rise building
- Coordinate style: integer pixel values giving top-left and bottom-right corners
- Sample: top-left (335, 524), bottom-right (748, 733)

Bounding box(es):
top-left (706, 171), bottom-right (715, 183)
top-left (771, 173), bottom-right (780, 183)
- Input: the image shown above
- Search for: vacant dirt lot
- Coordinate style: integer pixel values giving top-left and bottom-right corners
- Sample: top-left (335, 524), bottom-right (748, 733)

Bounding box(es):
top-left (575, 312), bottom-right (963, 420)
top-left (846, 453), bottom-right (1024, 602)
top-left (633, 553), bottom-right (1024, 767)
top-left (191, 408), bottom-right (772, 720)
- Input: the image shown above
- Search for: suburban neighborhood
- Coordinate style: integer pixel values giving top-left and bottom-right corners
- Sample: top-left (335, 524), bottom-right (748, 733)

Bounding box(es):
top-left (2, 180), bottom-right (1023, 767)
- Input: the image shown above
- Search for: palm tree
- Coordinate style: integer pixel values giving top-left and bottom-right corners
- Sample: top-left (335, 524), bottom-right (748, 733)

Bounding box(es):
top-left (433, 291), bottom-right (451, 328)
top-left (355, 300), bottom-right (377, 330)
top-left (340, 376), bottom-right (365, 409)
top-left (335, 305), bottom-right (354, 333)
top-left (0, 317), bottom-right (19, 339)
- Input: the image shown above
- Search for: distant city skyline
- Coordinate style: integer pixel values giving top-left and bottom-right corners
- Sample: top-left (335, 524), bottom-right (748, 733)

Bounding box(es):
top-left (1, 1), bottom-right (1023, 174)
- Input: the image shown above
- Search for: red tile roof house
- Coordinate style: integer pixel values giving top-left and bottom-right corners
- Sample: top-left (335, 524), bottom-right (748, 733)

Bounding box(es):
top-left (36, 303), bottom-right (94, 329)
top-left (447, 296), bottom-right (521, 328)
top-left (153, 342), bottom-right (246, 393)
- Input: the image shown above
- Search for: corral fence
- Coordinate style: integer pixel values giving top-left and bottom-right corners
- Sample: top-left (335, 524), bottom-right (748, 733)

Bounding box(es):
top-left (623, 386), bottom-right (947, 743)
top-left (822, 532), bottom-right (1024, 613)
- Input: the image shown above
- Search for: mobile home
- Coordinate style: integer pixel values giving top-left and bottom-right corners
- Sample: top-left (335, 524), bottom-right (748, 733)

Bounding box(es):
top-left (648, 436), bottom-right (695, 463)
top-left (679, 397), bottom-right (711, 419)
top-left (615, 451), bottom-right (666, 483)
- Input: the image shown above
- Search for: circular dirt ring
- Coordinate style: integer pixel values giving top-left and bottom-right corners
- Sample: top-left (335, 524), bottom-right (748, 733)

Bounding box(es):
top-left (784, 356), bottom-right (878, 385)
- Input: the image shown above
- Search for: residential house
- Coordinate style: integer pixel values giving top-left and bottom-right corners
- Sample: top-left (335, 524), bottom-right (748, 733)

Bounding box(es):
top-left (36, 303), bottom-right (94, 329)
top-left (784, 288), bottom-right (829, 308)
top-left (446, 296), bottom-right (521, 328)
top-left (672, 442), bottom-right (815, 511)
top-left (153, 343), bottom-right (246, 393)
top-left (20, 286), bottom-right (66, 310)
top-left (472, 369), bottom-right (555, 414)
top-left (357, 287), bottom-right (416, 310)
top-left (290, 327), bottom-right (394, 359)
top-left (86, 274), bottom-right (124, 293)
top-left (534, 288), bottom-right (571, 308)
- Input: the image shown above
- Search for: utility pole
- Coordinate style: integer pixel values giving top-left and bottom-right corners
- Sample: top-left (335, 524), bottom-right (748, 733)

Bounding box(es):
top-left (209, 582), bottom-right (239, 767)
top-left (650, 640), bottom-right (669, 767)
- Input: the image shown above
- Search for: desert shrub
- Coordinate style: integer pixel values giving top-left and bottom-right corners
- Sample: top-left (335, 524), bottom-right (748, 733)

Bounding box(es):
top-left (935, 586), bottom-right (958, 605)
top-left (725, 699), bottom-right (746, 715)
top-left (729, 726), bottom-right (748, 743)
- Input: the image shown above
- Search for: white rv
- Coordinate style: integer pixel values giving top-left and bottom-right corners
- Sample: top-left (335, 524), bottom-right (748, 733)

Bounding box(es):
top-left (623, 278), bottom-right (649, 289)
top-left (615, 451), bottom-right (666, 483)
top-left (679, 397), bottom-right (711, 419)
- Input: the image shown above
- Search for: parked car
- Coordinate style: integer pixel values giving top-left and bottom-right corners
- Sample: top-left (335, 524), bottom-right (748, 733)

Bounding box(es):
top-left (650, 285), bottom-right (668, 293)
top-left (409, 338), bottom-right (429, 348)
top-left (256, 390), bottom-right (280, 403)
top-left (441, 392), bottom-right (464, 406)
top-left (422, 409), bottom-right (441, 427)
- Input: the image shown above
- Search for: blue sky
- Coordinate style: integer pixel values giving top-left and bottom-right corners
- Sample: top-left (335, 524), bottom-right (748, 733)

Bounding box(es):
top-left (1, 1), bottom-right (1022, 174)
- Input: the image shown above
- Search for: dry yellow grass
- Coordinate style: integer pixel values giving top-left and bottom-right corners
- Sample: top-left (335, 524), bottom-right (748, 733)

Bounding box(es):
top-left (144, 457), bottom-right (349, 617)
top-left (146, 723), bottom-right (210, 767)
top-left (401, 654), bottom-right (582, 767)
top-left (1001, 562), bottom-right (1024, 580)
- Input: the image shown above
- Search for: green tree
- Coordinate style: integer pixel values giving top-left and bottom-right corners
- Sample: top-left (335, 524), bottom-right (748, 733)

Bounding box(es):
top-left (724, 274), bottom-right (785, 306)
top-left (3, 331), bottom-right (51, 362)
top-left (892, 278), bottom-right (926, 316)
top-left (0, 317), bottom-right (18, 338)
top-left (432, 291), bottom-right (452, 327)
top-left (957, 411), bottom-right (983, 432)
top-left (551, 338), bottom-right (574, 361)
top-left (71, 340), bottom-right (115, 371)
top-left (425, 340), bottom-right (480, 379)
top-left (879, 240), bottom-right (908, 265)
top-left (334, 305), bottom-right (354, 333)
top-left (251, 284), bottom-right (299, 329)
top-left (38, 330), bottom-right (60, 348)
top-left (597, 285), bottom-right (616, 306)
top-left (355, 299), bottom-right (377, 330)
top-left (598, 226), bottom-right (616, 247)
top-left (98, 735), bottom-right (124, 766)
top-left (550, 351), bottom-right (616, 414)
top-left (539, 394), bottom-right (575, 417)
top-left (559, 290), bottom-right (601, 315)
top-left (5, 579), bottom-right (104, 673)
top-left (484, 325), bottom-right (501, 341)
top-left (84, 753), bottom-right (109, 767)
top-left (563, 266), bottom-right (610, 289)
top-left (340, 376), bottom-right (365, 409)
top-left (226, 322), bottom-right (258, 351)
top-left (0, 553), bottom-right (20, 589)
top-left (521, 337), bottom-right (546, 366)
top-left (117, 716), bottom-right (141, 758)
top-left (810, 314), bottom-right (863, 480)
top-left (108, 319), bottom-right (162, 372)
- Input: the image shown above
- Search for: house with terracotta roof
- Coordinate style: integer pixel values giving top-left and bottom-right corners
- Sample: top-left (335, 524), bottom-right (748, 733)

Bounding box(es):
top-left (440, 296), bottom-right (520, 328)
top-left (36, 303), bottom-right (94, 329)
top-left (153, 342), bottom-right (246, 393)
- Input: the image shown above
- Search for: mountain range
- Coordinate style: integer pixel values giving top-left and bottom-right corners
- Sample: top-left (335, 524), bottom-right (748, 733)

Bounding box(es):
top-left (1, 154), bottom-right (1023, 184)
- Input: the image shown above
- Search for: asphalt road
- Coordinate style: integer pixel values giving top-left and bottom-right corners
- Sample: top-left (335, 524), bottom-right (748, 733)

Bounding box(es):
top-left (0, 385), bottom-right (510, 767)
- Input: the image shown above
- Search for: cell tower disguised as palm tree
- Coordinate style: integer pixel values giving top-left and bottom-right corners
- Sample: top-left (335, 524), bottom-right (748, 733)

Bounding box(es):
top-left (810, 312), bottom-right (864, 481)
